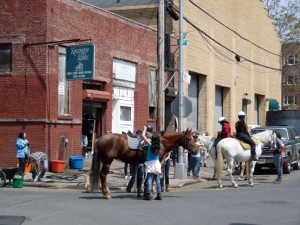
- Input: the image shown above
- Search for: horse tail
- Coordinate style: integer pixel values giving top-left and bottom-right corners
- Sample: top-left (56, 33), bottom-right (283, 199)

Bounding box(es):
top-left (87, 137), bottom-right (102, 192)
top-left (216, 145), bottom-right (223, 184)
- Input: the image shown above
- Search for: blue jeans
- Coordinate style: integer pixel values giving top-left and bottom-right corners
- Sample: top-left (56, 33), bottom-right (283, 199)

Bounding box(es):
top-left (160, 159), bottom-right (170, 187)
top-left (237, 133), bottom-right (256, 154)
top-left (126, 164), bottom-right (144, 191)
top-left (273, 153), bottom-right (282, 180)
top-left (32, 158), bottom-right (49, 180)
top-left (146, 173), bottom-right (161, 194)
top-left (189, 156), bottom-right (201, 176)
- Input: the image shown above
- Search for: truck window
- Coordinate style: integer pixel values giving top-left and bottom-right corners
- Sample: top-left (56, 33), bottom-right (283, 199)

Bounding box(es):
top-left (274, 129), bottom-right (288, 141)
top-left (290, 128), bottom-right (298, 138)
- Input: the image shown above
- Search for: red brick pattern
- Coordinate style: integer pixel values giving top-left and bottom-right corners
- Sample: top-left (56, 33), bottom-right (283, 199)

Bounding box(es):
top-left (0, 0), bottom-right (157, 167)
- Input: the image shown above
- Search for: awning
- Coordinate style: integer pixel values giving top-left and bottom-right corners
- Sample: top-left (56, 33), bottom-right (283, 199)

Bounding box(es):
top-left (269, 98), bottom-right (280, 110)
top-left (82, 89), bottom-right (111, 102)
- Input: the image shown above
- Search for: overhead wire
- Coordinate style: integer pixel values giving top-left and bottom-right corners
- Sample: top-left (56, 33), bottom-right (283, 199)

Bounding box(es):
top-left (188, 0), bottom-right (283, 58)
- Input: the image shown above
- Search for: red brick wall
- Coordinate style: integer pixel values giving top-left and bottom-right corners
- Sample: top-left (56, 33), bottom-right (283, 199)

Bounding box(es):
top-left (0, 0), bottom-right (157, 167)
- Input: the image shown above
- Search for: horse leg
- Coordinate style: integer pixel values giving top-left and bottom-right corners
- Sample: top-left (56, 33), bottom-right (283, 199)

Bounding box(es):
top-left (248, 161), bottom-right (256, 187)
top-left (100, 163), bottom-right (112, 199)
top-left (226, 160), bottom-right (238, 188)
top-left (212, 158), bottom-right (217, 180)
top-left (238, 162), bottom-right (245, 181)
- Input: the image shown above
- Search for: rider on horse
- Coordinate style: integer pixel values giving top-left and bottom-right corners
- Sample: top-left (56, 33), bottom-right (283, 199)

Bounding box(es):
top-left (235, 111), bottom-right (258, 161)
top-left (214, 117), bottom-right (232, 159)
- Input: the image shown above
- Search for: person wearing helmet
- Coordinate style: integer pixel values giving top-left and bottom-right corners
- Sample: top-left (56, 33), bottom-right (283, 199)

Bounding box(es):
top-left (235, 111), bottom-right (258, 161)
top-left (213, 117), bottom-right (232, 159)
top-left (146, 124), bottom-right (153, 133)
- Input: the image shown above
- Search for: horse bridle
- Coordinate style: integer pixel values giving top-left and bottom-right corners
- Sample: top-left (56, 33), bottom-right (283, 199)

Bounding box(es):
top-left (268, 130), bottom-right (277, 150)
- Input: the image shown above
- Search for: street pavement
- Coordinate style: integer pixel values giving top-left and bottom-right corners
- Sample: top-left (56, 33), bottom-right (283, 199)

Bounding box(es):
top-left (20, 156), bottom-right (222, 191)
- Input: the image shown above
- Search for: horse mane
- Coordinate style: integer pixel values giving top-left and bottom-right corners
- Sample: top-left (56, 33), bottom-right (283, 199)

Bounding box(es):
top-left (253, 129), bottom-right (275, 143)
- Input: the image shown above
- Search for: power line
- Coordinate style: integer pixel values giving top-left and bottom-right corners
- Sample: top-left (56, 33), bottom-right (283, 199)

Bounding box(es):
top-left (183, 16), bottom-right (282, 71)
top-left (188, 0), bottom-right (283, 58)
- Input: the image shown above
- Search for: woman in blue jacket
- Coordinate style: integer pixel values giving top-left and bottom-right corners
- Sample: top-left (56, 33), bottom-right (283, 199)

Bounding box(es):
top-left (16, 132), bottom-right (30, 175)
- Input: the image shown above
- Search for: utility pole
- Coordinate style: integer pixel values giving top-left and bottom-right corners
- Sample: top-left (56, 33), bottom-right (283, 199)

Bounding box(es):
top-left (157, 0), bottom-right (165, 132)
top-left (174, 0), bottom-right (186, 179)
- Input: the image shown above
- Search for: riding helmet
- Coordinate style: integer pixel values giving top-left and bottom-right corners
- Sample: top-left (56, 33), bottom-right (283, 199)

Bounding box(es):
top-left (238, 111), bottom-right (245, 116)
top-left (146, 124), bottom-right (153, 132)
top-left (218, 117), bottom-right (226, 123)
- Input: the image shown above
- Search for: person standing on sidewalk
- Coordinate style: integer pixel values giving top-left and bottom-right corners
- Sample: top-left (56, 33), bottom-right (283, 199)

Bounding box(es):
top-left (142, 126), bottom-right (162, 201)
top-left (28, 152), bottom-right (49, 182)
top-left (188, 132), bottom-right (204, 178)
top-left (273, 131), bottom-right (284, 184)
top-left (160, 152), bottom-right (171, 192)
top-left (16, 132), bottom-right (31, 175)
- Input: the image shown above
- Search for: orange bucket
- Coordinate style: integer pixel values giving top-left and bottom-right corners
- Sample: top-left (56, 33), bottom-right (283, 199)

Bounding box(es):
top-left (24, 164), bottom-right (31, 172)
top-left (51, 160), bottom-right (65, 173)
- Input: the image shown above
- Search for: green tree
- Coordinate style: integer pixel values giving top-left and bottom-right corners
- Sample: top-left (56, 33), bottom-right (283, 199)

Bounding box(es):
top-left (263, 0), bottom-right (300, 45)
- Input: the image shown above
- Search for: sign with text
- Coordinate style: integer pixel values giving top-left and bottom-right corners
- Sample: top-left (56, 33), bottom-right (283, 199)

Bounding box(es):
top-left (66, 44), bottom-right (95, 80)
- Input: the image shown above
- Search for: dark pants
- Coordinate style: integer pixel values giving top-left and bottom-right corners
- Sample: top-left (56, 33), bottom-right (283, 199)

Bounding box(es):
top-left (237, 133), bottom-right (256, 155)
top-left (160, 159), bottom-right (170, 188)
top-left (126, 164), bottom-right (144, 191)
top-left (172, 148), bottom-right (178, 166)
top-left (18, 156), bottom-right (28, 174)
top-left (124, 163), bottom-right (133, 176)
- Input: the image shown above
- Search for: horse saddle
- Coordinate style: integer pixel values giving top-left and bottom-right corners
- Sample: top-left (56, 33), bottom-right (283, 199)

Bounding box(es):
top-left (234, 137), bottom-right (259, 150)
top-left (126, 131), bottom-right (144, 151)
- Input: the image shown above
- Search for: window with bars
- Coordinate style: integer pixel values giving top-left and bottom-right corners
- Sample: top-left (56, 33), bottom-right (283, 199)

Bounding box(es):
top-left (58, 46), bottom-right (71, 116)
top-left (284, 55), bottom-right (299, 65)
top-left (283, 95), bottom-right (298, 105)
top-left (148, 67), bottom-right (157, 120)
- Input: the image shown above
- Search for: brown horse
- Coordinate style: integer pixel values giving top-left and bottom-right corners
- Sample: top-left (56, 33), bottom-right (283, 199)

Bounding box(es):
top-left (85, 129), bottom-right (198, 199)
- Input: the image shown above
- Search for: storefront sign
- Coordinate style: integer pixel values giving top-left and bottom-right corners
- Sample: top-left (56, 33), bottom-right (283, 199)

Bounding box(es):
top-left (66, 44), bottom-right (95, 80)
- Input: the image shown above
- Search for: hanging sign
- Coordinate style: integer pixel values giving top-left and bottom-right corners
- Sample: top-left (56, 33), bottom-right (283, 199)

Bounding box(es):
top-left (66, 43), bottom-right (95, 80)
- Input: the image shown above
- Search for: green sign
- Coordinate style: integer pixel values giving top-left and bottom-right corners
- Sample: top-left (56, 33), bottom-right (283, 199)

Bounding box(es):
top-left (66, 44), bottom-right (95, 80)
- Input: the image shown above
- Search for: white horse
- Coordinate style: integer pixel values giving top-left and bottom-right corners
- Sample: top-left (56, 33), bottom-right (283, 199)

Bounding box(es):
top-left (199, 130), bottom-right (277, 188)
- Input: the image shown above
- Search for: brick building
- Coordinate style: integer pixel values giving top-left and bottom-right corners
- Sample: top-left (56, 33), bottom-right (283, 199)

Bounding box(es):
top-left (94, 0), bottom-right (282, 135)
top-left (0, 0), bottom-right (158, 167)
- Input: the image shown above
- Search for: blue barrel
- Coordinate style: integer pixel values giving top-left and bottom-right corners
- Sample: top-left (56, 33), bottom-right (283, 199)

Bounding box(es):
top-left (69, 156), bottom-right (84, 169)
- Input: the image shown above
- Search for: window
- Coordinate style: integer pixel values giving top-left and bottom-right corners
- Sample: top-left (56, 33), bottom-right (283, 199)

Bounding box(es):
top-left (148, 67), bottom-right (157, 119)
top-left (283, 95), bottom-right (297, 105)
top-left (0, 43), bottom-right (12, 72)
top-left (284, 55), bottom-right (299, 65)
top-left (120, 106), bottom-right (131, 121)
top-left (287, 76), bottom-right (297, 85)
top-left (58, 47), bottom-right (71, 116)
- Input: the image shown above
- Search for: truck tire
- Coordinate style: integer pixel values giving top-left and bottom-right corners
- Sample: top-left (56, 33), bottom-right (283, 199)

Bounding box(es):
top-left (283, 161), bottom-right (291, 174)
top-left (254, 165), bottom-right (262, 175)
top-left (293, 153), bottom-right (300, 170)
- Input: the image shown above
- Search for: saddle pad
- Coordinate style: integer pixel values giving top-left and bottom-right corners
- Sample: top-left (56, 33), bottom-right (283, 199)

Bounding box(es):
top-left (234, 137), bottom-right (259, 150)
top-left (127, 135), bottom-right (143, 151)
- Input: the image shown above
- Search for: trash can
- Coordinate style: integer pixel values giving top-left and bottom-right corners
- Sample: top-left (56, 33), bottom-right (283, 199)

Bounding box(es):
top-left (69, 156), bottom-right (84, 169)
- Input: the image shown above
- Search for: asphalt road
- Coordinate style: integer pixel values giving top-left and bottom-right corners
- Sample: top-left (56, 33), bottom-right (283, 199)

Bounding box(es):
top-left (1, 169), bottom-right (300, 225)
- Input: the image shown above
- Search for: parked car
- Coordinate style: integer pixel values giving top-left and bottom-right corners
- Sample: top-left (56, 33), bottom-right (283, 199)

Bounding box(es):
top-left (250, 126), bottom-right (300, 174)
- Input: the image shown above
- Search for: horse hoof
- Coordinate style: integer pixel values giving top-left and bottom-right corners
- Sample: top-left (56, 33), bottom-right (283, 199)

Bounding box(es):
top-left (103, 195), bottom-right (111, 199)
top-left (238, 177), bottom-right (242, 181)
top-left (212, 177), bottom-right (217, 180)
top-left (219, 186), bottom-right (223, 189)
top-left (234, 184), bottom-right (239, 188)
top-left (85, 186), bottom-right (93, 193)
top-left (248, 183), bottom-right (254, 187)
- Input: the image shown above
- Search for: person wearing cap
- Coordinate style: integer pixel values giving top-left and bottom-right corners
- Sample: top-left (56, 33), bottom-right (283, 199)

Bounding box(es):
top-left (235, 111), bottom-right (257, 161)
top-left (187, 131), bottom-right (204, 178)
top-left (213, 117), bottom-right (232, 159)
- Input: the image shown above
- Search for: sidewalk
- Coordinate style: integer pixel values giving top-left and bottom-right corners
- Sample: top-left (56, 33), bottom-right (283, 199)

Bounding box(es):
top-left (22, 157), bottom-right (225, 191)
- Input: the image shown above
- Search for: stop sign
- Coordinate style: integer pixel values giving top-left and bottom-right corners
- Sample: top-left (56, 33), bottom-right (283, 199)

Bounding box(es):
top-left (171, 96), bottom-right (192, 118)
